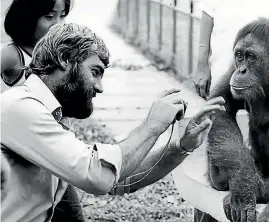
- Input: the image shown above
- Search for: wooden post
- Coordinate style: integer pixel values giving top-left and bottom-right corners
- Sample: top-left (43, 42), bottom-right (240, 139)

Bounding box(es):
top-left (136, 0), bottom-right (140, 38)
top-left (126, 0), bottom-right (130, 36)
top-left (172, 0), bottom-right (177, 67)
top-left (117, 0), bottom-right (121, 18)
top-left (147, 0), bottom-right (151, 44)
top-left (188, 0), bottom-right (194, 74)
top-left (159, 0), bottom-right (163, 51)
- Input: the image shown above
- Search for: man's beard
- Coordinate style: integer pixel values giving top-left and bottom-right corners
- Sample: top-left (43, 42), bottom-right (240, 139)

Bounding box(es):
top-left (55, 65), bottom-right (95, 119)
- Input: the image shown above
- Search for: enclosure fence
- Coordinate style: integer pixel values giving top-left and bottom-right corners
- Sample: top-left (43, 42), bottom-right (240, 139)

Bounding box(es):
top-left (112, 0), bottom-right (201, 79)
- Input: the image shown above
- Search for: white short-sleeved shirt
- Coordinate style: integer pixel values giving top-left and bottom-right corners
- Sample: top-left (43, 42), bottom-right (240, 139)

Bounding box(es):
top-left (201, 0), bottom-right (269, 89)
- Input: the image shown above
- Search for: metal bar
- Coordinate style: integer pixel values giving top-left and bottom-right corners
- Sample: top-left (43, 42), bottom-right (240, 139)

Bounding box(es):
top-left (147, 0), bottom-right (151, 43)
top-left (172, 0), bottom-right (177, 65)
top-left (159, 0), bottom-right (163, 51)
top-left (117, 0), bottom-right (121, 18)
top-left (126, 0), bottom-right (130, 33)
top-left (136, 0), bottom-right (140, 37)
top-left (188, 0), bottom-right (194, 74)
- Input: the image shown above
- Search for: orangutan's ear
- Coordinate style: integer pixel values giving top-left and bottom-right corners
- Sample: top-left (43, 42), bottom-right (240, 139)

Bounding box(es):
top-left (57, 53), bottom-right (69, 71)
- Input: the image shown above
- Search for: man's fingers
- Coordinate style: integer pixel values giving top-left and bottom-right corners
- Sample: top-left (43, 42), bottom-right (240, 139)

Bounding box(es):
top-left (192, 118), bottom-right (212, 135)
top-left (182, 101), bottom-right (188, 113)
top-left (172, 103), bottom-right (186, 122)
top-left (174, 104), bottom-right (185, 114)
top-left (174, 100), bottom-right (188, 117)
top-left (193, 104), bottom-right (224, 120)
top-left (207, 106), bottom-right (225, 121)
top-left (164, 92), bottom-right (188, 107)
top-left (205, 96), bottom-right (225, 106)
top-left (173, 99), bottom-right (187, 107)
top-left (160, 88), bottom-right (181, 98)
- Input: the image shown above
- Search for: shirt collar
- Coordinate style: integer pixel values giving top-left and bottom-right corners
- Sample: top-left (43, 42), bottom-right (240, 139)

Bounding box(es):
top-left (24, 74), bottom-right (62, 118)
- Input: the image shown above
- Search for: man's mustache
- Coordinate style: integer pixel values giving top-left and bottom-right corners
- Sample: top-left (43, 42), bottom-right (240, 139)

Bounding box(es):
top-left (88, 88), bottom-right (96, 98)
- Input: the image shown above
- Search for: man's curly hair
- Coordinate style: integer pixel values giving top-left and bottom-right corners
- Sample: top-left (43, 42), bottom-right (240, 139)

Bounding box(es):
top-left (26, 23), bottom-right (110, 76)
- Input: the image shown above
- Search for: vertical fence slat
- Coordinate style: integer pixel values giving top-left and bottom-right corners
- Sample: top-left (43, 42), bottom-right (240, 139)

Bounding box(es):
top-left (188, 0), bottom-right (194, 74)
top-left (117, 0), bottom-right (121, 18)
top-left (147, 0), bottom-right (151, 44)
top-left (126, 0), bottom-right (130, 37)
top-left (159, 0), bottom-right (163, 51)
top-left (172, 0), bottom-right (177, 67)
top-left (136, 0), bottom-right (139, 38)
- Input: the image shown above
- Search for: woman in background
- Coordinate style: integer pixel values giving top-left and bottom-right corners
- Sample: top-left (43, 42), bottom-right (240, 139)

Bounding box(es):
top-left (193, 0), bottom-right (269, 99)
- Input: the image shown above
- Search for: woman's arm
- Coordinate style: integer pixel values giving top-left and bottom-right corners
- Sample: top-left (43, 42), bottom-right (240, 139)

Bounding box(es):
top-left (1, 44), bottom-right (24, 86)
top-left (193, 11), bottom-right (214, 99)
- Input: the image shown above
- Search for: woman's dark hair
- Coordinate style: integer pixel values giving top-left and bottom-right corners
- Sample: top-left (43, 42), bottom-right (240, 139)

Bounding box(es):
top-left (4, 0), bottom-right (72, 46)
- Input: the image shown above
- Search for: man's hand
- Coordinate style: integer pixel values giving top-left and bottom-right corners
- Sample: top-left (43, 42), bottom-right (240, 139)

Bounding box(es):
top-left (145, 89), bottom-right (186, 135)
top-left (180, 97), bottom-right (226, 152)
top-left (193, 64), bottom-right (212, 99)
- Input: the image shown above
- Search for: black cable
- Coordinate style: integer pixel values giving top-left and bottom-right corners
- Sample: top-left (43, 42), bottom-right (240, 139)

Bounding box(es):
top-left (117, 123), bottom-right (175, 187)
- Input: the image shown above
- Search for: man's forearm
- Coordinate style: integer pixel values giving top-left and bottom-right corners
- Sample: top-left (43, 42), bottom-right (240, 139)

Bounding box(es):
top-left (117, 120), bottom-right (162, 182)
top-left (112, 139), bottom-right (188, 194)
top-left (128, 139), bottom-right (187, 192)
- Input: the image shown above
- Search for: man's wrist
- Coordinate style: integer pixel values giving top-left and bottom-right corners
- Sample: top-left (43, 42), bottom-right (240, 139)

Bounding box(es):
top-left (175, 140), bottom-right (193, 156)
top-left (144, 120), bottom-right (165, 136)
top-left (180, 142), bottom-right (193, 155)
top-left (109, 177), bottom-right (131, 196)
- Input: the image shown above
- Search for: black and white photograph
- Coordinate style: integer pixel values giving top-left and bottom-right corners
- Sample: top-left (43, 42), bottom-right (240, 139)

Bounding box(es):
top-left (1, 0), bottom-right (269, 222)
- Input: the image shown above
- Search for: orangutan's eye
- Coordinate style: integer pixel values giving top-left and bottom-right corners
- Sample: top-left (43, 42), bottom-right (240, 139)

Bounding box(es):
top-left (235, 51), bottom-right (244, 63)
top-left (248, 53), bottom-right (256, 61)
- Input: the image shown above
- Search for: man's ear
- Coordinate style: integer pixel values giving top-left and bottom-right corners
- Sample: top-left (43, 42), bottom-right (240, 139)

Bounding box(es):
top-left (58, 53), bottom-right (69, 71)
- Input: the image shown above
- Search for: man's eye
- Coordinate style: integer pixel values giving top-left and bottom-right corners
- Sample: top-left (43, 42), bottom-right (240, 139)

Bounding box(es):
top-left (92, 69), bottom-right (99, 76)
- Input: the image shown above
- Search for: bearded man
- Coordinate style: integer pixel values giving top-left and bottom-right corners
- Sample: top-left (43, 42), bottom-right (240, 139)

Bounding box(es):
top-left (1, 23), bottom-right (225, 221)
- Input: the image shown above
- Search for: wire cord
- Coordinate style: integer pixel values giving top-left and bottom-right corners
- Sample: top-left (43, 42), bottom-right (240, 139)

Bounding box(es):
top-left (116, 123), bottom-right (175, 187)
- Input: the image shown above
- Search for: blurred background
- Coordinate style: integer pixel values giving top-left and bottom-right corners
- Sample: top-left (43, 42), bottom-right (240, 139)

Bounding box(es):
top-left (2, 0), bottom-right (204, 79)
top-left (1, 0), bottom-right (205, 221)
top-left (111, 0), bottom-right (203, 79)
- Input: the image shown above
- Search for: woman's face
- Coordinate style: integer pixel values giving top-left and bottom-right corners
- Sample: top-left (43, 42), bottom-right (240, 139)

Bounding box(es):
top-left (34, 0), bottom-right (67, 41)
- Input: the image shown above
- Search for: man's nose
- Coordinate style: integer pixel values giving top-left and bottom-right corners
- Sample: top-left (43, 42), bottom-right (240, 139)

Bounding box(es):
top-left (94, 79), bottom-right (103, 93)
